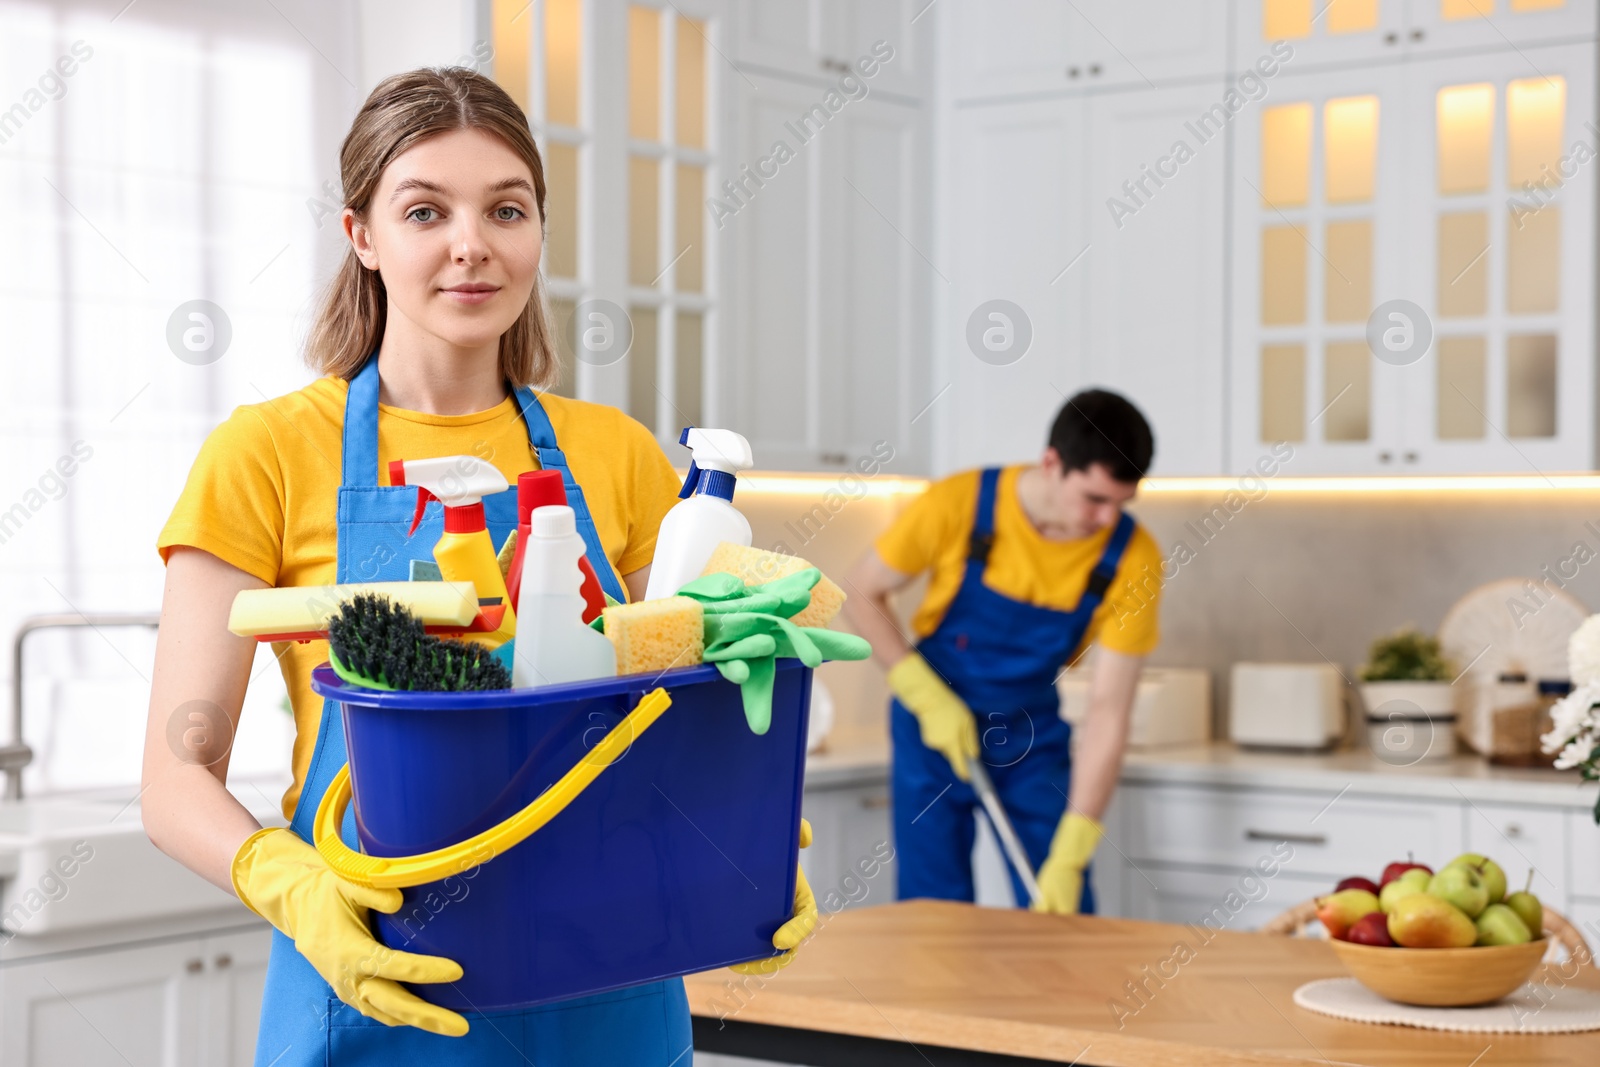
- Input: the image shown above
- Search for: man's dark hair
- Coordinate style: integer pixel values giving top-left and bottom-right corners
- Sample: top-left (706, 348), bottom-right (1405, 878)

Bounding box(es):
top-left (1047, 389), bottom-right (1154, 483)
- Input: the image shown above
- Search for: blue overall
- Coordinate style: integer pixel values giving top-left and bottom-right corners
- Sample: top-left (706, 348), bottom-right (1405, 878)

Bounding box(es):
top-left (891, 467), bottom-right (1135, 909)
top-left (251, 357), bottom-right (693, 1066)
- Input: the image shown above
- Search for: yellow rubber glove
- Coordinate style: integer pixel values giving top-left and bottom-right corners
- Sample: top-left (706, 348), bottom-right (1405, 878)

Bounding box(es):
top-left (887, 653), bottom-right (978, 782)
top-left (1032, 812), bottom-right (1104, 915)
top-left (730, 818), bottom-right (818, 975)
top-left (231, 827), bottom-right (469, 1036)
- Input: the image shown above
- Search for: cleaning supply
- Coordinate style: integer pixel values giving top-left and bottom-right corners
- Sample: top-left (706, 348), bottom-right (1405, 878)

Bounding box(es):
top-left (228, 581), bottom-right (478, 639)
top-left (701, 542), bottom-right (846, 628)
top-left (230, 826), bottom-right (469, 1036)
top-left (643, 428), bottom-right (755, 601)
top-left (674, 569), bottom-right (871, 734)
top-left (389, 456), bottom-right (515, 647)
top-left (327, 594), bottom-right (512, 691)
top-left (1032, 811), bottom-right (1104, 915)
top-left (601, 596), bottom-right (705, 675)
top-left (512, 505), bottom-right (618, 688)
top-left (507, 470), bottom-right (606, 624)
top-left (887, 652), bottom-right (978, 781)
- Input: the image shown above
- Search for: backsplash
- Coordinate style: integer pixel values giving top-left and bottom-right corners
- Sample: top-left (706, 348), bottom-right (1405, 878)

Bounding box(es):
top-left (739, 475), bottom-right (1600, 747)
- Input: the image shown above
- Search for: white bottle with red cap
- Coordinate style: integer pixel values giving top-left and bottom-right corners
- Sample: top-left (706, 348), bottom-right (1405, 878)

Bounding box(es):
top-left (512, 504), bottom-right (617, 688)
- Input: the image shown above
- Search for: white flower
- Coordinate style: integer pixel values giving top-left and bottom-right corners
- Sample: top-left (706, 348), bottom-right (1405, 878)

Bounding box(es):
top-left (1553, 733), bottom-right (1597, 771)
top-left (1542, 681), bottom-right (1600, 753)
top-left (1569, 615), bottom-right (1600, 687)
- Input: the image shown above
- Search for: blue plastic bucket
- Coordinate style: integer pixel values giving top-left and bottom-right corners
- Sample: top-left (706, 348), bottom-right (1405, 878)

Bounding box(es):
top-left (308, 659), bottom-right (811, 1011)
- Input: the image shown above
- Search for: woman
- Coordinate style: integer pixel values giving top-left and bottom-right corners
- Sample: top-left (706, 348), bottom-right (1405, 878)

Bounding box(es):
top-left (141, 67), bottom-right (810, 1065)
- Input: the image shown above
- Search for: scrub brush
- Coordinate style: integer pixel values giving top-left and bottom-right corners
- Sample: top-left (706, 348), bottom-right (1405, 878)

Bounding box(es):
top-left (326, 593), bottom-right (511, 691)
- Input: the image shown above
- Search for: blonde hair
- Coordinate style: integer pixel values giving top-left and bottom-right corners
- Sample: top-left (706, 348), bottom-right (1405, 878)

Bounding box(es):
top-left (305, 67), bottom-right (559, 389)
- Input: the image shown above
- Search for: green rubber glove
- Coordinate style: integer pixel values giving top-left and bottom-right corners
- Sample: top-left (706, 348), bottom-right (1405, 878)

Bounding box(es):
top-left (1032, 812), bottom-right (1104, 915)
top-left (231, 827), bottom-right (469, 1036)
top-left (730, 817), bottom-right (818, 975)
top-left (886, 652), bottom-right (978, 782)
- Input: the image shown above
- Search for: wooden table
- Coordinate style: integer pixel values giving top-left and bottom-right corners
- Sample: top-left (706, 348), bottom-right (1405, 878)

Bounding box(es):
top-left (685, 900), bottom-right (1600, 1066)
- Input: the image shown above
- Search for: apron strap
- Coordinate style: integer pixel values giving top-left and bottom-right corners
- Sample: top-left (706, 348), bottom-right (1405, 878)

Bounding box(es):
top-left (965, 467), bottom-right (1002, 570)
top-left (514, 386), bottom-right (629, 605)
top-left (1075, 511), bottom-right (1136, 614)
top-left (341, 355), bottom-right (382, 486)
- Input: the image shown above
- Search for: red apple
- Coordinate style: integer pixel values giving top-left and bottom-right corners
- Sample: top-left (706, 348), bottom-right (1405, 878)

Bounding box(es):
top-left (1346, 910), bottom-right (1396, 947)
top-left (1335, 876), bottom-right (1381, 896)
top-left (1380, 854), bottom-right (1432, 887)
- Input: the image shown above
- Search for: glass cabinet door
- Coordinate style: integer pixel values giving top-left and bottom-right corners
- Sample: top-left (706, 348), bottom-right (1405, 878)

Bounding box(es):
top-left (1400, 43), bottom-right (1596, 472)
top-left (1235, 0), bottom-right (1405, 69)
top-left (1408, 0), bottom-right (1597, 53)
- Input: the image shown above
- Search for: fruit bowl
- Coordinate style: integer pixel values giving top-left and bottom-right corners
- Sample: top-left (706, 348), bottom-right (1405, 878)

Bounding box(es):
top-left (1328, 937), bottom-right (1549, 1006)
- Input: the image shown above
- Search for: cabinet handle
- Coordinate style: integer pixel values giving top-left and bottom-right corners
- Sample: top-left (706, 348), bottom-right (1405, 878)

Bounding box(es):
top-left (1244, 829), bottom-right (1327, 846)
top-left (1410, 28), bottom-right (1425, 42)
top-left (1505, 823), bottom-right (1524, 839)
top-left (1384, 31), bottom-right (1399, 45)
top-left (1378, 451), bottom-right (1393, 463)
top-left (214, 953), bottom-right (233, 969)
top-left (1066, 66), bottom-right (1081, 78)
top-left (819, 58), bottom-right (849, 74)
top-left (860, 794), bottom-right (891, 810)
top-left (819, 451), bottom-right (848, 466)
top-left (1088, 63), bottom-right (1102, 76)
top-left (185, 958), bottom-right (204, 974)
top-left (1404, 450), bottom-right (1419, 463)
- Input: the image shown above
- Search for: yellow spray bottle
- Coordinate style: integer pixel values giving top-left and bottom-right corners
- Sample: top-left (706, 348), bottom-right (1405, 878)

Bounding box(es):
top-left (390, 456), bottom-right (515, 647)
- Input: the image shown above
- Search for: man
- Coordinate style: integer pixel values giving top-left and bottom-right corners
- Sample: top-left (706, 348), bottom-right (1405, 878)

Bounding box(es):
top-left (843, 389), bottom-right (1162, 913)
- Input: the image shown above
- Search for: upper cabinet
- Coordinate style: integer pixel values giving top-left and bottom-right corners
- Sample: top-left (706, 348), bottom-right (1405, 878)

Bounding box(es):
top-left (952, 0), bottom-right (1231, 100)
top-left (1231, 43), bottom-right (1596, 473)
top-left (733, 0), bottom-right (928, 98)
top-left (1236, 0), bottom-right (1597, 71)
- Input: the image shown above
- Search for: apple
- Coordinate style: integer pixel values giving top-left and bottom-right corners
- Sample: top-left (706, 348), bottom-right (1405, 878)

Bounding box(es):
top-left (1387, 894), bottom-right (1477, 948)
top-left (1379, 868), bottom-right (1432, 913)
top-left (1316, 888), bottom-right (1382, 940)
top-left (1380, 855), bottom-right (1432, 887)
top-left (1428, 865), bottom-right (1490, 919)
top-left (1475, 902), bottom-right (1533, 946)
top-left (1347, 910), bottom-right (1396, 947)
top-left (1443, 853), bottom-right (1507, 904)
top-left (1335, 876), bottom-right (1382, 896)
top-left (1506, 871), bottom-right (1543, 937)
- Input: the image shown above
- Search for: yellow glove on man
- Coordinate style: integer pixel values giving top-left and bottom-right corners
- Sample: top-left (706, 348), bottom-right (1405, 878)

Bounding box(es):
top-left (1032, 812), bottom-right (1104, 915)
top-left (888, 653), bottom-right (978, 782)
top-left (731, 817), bottom-right (818, 975)
top-left (232, 827), bottom-right (469, 1036)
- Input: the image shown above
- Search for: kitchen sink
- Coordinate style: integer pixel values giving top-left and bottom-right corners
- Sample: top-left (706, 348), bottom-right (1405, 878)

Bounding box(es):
top-left (0, 787), bottom-right (285, 937)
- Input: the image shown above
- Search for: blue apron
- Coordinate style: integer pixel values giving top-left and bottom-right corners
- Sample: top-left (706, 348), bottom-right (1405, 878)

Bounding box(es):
top-left (891, 466), bottom-right (1135, 909)
top-left (251, 357), bottom-right (693, 1066)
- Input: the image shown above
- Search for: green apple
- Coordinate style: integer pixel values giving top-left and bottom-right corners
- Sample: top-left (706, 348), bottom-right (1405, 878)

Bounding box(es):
top-left (1429, 865), bottom-right (1490, 918)
top-left (1475, 902), bottom-right (1533, 946)
top-left (1388, 893), bottom-right (1478, 948)
top-left (1379, 868), bottom-right (1432, 913)
top-left (1506, 870), bottom-right (1543, 937)
top-left (1444, 853), bottom-right (1507, 904)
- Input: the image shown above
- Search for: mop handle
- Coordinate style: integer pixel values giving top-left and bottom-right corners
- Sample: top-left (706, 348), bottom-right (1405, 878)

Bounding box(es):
top-left (968, 758), bottom-right (1043, 907)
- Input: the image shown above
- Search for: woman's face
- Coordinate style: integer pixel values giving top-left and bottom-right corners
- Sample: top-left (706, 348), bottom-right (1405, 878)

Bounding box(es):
top-left (347, 127), bottom-right (542, 353)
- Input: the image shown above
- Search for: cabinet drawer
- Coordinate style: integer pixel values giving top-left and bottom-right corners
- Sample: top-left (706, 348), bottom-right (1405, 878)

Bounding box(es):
top-left (1125, 863), bottom-right (1333, 933)
top-left (1117, 784), bottom-right (1463, 880)
top-left (1463, 803), bottom-right (1570, 911)
top-left (1569, 811), bottom-right (1600, 897)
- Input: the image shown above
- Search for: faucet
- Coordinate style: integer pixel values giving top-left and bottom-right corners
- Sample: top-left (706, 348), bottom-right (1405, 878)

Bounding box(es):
top-left (1, 613), bottom-right (162, 802)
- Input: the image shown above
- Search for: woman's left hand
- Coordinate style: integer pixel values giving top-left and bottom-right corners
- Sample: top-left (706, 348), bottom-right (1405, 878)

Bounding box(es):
top-left (730, 818), bottom-right (817, 975)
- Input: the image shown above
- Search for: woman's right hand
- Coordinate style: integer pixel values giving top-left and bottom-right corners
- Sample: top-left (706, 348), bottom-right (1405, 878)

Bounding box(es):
top-left (232, 826), bottom-right (469, 1036)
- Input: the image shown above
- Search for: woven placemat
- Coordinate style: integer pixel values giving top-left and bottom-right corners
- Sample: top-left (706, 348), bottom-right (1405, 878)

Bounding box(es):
top-left (1293, 978), bottom-right (1600, 1034)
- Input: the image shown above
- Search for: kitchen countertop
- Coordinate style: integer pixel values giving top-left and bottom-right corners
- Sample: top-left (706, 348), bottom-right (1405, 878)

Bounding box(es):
top-left (687, 899), bottom-right (1600, 1066)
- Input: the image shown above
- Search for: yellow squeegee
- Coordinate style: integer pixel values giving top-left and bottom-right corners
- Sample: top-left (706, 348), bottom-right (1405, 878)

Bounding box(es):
top-left (229, 582), bottom-right (480, 641)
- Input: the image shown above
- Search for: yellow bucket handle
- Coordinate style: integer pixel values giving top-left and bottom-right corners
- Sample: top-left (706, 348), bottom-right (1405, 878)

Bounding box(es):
top-left (313, 687), bottom-right (673, 889)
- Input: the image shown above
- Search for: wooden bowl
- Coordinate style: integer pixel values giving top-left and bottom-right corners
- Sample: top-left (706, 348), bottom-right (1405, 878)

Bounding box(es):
top-left (1329, 937), bottom-right (1549, 1006)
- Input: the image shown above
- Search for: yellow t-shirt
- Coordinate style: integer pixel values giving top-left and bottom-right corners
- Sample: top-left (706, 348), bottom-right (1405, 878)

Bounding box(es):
top-left (875, 465), bottom-right (1162, 658)
top-left (158, 375), bottom-right (681, 819)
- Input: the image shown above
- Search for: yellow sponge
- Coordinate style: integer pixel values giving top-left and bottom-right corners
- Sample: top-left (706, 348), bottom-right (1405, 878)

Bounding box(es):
top-left (603, 596), bottom-right (704, 675)
top-left (699, 542), bottom-right (845, 628)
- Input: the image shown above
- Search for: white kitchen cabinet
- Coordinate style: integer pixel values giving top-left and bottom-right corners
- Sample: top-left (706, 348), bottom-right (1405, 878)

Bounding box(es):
top-left (1464, 802), bottom-right (1570, 910)
top-left (1124, 862), bottom-right (1333, 930)
top-left (946, 83), bottom-right (1226, 476)
top-left (0, 925), bottom-right (270, 1067)
top-left (949, 0), bottom-right (1231, 100)
top-left (1234, 0), bottom-right (1593, 73)
top-left (801, 777), bottom-right (894, 911)
top-left (1570, 809), bottom-right (1600, 891)
top-left (1231, 45), bottom-right (1596, 473)
top-left (733, 0), bottom-right (926, 98)
top-left (726, 71), bottom-right (932, 475)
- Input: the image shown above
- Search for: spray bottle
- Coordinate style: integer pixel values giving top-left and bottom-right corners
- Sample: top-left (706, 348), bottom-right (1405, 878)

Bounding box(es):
top-left (642, 428), bottom-right (754, 601)
top-left (513, 504), bottom-right (617, 688)
top-left (389, 456), bottom-right (515, 647)
top-left (506, 470), bottom-right (607, 624)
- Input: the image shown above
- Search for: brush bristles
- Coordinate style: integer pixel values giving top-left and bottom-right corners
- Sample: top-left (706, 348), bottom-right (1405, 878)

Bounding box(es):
top-left (327, 593), bottom-right (511, 691)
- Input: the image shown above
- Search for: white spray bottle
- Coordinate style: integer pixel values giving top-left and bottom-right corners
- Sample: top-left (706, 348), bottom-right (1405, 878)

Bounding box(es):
top-left (643, 428), bottom-right (754, 601)
top-left (513, 504), bottom-right (617, 688)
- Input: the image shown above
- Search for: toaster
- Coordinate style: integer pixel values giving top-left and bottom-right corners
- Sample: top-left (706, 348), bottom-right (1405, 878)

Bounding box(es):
top-left (1229, 662), bottom-right (1348, 750)
top-left (1057, 667), bottom-right (1211, 747)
